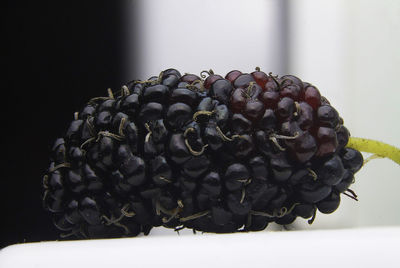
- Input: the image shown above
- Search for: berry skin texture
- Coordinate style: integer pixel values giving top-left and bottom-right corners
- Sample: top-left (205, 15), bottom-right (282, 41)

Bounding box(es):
top-left (43, 68), bottom-right (364, 239)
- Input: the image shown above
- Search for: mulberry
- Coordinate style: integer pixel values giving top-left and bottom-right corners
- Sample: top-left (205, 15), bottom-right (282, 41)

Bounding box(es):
top-left (43, 68), bottom-right (365, 239)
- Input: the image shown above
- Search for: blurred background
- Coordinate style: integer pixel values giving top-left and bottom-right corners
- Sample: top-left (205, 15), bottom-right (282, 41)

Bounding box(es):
top-left (2, 0), bottom-right (399, 247)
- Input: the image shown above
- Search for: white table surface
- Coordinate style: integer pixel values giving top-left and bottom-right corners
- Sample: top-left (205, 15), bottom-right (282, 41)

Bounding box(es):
top-left (1, 226), bottom-right (399, 268)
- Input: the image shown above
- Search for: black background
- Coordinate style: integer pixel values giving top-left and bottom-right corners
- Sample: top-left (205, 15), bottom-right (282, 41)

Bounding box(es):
top-left (2, 1), bottom-right (136, 247)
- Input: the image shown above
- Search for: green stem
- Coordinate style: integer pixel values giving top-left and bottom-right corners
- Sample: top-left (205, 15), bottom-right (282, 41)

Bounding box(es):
top-left (347, 137), bottom-right (400, 165)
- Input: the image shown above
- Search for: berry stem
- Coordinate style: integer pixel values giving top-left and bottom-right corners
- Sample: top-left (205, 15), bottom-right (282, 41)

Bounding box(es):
top-left (308, 208), bottom-right (317, 225)
top-left (107, 88), bottom-right (114, 99)
top-left (179, 210), bottom-right (210, 222)
top-left (347, 137), bottom-right (400, 165)
top-left (192, 110), bottom-right (214, 121)
top-left (186, 80), bottom-right (205, 92)
top-left (121, 85), bottom-right (130, 96)
top-left (200, 69), bottom-right (214, 78)
top-left (118, 117), bottom-right (126, 136)
top-left (215, 126), bottom-right (243, 142)
top-left (48, 162), bottom-right (71, 173)
top-left (121, 204), bottom-right (135, 217)
top-left (184, 138), bottom-right (208, 156)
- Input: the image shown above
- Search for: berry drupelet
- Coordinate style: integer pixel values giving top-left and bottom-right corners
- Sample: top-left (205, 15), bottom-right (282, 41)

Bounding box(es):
top-left (43, 68), bottom-right (367, 239)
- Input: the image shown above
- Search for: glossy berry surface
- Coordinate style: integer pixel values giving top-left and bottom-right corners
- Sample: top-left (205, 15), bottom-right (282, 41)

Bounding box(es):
top-left (43, 68), bottom-right (363, 239)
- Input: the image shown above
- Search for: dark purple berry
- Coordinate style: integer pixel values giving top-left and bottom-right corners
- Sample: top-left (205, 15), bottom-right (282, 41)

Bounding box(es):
top-left (317, 192), bottom-right (341, 214)
top-left (341, 148), bottom-right (363, 173)
top-left (210, 79), bottom-right (233, 105)
top-left (224, 163), bottom-right (250, 192)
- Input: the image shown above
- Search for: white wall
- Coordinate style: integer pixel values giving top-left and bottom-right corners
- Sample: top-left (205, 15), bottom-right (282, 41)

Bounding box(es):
top-left (127, 0), bottom-right (400, 232)
top-left (129, 0), bottom-right (286, 79)
top-left (289, 0), bottom-right (400, 229)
